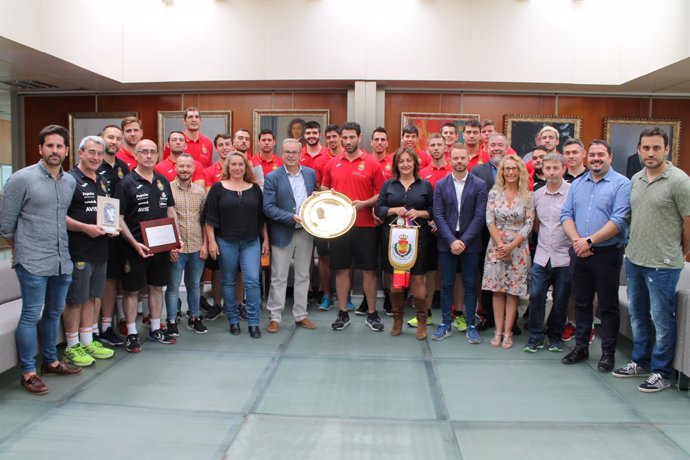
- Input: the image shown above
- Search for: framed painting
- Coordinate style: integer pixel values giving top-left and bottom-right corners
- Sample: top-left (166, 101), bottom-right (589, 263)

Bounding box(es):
top-left (504, 115), bottom-right (582, 158)
top-left (400, 112), bottom-right (480, 151)
top-left (253, 109), bottom-right (330, 154)
top-left (157, 110), bottom-right (232, 163)
top-left (604, 118), bottom-right (681, 176)
top-left (68, 112), bottom-right (138, 166)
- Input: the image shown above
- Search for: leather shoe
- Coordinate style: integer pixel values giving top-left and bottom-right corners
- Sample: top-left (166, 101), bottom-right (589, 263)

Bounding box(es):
top-left (562, 347), bottom-right (589, 365)
top-left (249, 325), bottom-right (261, 339)
top-left (229, 323), bottom-right (241, 335)
top-left (598, 351), bottom-right (615, 373)
top-left (21, 374), bottom-right (49, 395)
top-left (41, 361), bottom-right (82, 376)
top-left (476, 316), bottom-right (495, 332)
top-left (266, 321), bottom-right (280, 333)
top-left (295, 318), bottom-right (316, 329)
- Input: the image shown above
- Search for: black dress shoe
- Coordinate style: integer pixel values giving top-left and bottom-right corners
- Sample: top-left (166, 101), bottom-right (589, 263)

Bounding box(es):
top-left (248, 325), bottom-right (261, 339)
top-left (512, 322), bottom-right (522, 336)
top-left (229, 323), bottom-right (241, 335)
top-left (562, 347), bottom-right (589, 365)
top-left (239, 304), bottom-right (249, 321)
top-left (476, 316), bottom-right (495, 332)
top-left (598, 351), bottom-right (615, 373)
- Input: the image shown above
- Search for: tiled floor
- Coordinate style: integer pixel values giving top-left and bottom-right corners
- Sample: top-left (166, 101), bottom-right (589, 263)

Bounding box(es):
top-left (1, 296), bottom-right (689, 460)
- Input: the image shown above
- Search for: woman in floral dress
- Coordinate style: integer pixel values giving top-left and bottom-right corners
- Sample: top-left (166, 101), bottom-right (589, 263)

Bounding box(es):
top-left (482, 156), bottom-right (534, 349)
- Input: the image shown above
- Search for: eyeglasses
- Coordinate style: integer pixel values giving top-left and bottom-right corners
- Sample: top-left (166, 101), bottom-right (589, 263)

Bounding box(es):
top-left (135, 149), bottom-right (158, 156)
top-left (282, 150), bottom-right (300, 156)
top-left (503, 166), bottom-right (519, 172)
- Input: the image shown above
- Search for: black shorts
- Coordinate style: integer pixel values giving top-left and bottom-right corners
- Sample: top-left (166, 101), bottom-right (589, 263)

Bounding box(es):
top-left (106, 237), bottom-right (125, 280)
top-left (66, 261), bottom-right (107, 304)
top-left (426, 233), bottom-right (439, 272)
top-left (330, 227), bottom-right (377, 271)
top-left (121, 244), bottom-right (171, 292)
top-left (314, 237), bottom-right (329, 257)
top-left (380, 228), bottom-right (429, 276)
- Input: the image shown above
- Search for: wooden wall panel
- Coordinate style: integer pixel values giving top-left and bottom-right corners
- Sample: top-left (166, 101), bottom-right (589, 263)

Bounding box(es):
top-left (463, 94), bottom-right (557, 130)
top-left (98, 94), bottom-right (181, 144)
top-left (649, 98), bottom-right (690, 172)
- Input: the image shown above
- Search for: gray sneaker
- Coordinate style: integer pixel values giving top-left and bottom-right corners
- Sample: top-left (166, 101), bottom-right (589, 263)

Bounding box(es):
top-left (612, 361), bottom-right (651, 378)
top-left (638, 373), bottom-right (671, 393)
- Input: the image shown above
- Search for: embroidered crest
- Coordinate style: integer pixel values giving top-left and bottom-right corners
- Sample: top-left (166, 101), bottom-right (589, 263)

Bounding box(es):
top-left (75, 261), bottom-right (85, 270)
top-left (156, 180), bottom-right (164, 191)
top-left (117, 167), bottom-right (124, 179)
top-left (100, 181), bottom-right (108, 193)
top-left (385, 164), bottom-right (391, 170)
top-left (357, 163), bottom-right (366, 171)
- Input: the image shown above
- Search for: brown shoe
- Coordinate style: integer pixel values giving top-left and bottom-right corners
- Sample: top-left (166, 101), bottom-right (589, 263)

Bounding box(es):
top-left (295, 318), bottom-right (316, 329)
top-left (266, 321), bottom-right (280, 333)
top-left (21, 374), bottom-right (49, 395)
top-left (41, 361), bottom-right (82, 376)
top-left (391, 312), bottom-right (404, 336)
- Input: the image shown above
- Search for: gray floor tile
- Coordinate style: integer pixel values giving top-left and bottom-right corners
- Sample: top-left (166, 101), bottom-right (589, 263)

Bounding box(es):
top-left (225, 414), bottom-right (459, 460)
top-left (72, 349), bottom-right (271, 413)
top-left (0, 403), bottom-right (240, 460)
top-left (603, 375), bottom-right (690, 423)
top-left (453, 422), bottom-right (690, 460)
top-left (0, 400), bottom-right (55, 444)
top-left (656, 424), bottom-right (690, 457)
top-left (255, 357), bottom-right (437, 420)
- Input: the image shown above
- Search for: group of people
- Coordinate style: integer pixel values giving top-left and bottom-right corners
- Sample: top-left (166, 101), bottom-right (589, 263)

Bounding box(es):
top-left (0, 107), bottom-right (688, 397)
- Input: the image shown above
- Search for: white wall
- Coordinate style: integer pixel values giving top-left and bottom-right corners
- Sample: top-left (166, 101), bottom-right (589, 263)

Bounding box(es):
top-left (0, 0), bottom-right (688, 85)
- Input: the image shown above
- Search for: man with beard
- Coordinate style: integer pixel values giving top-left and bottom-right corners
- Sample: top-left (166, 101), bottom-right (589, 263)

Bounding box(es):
top-left (116, 116), bottom-right (143, 170)
top-left (530, 146), bottom-right (548, 191)
top-left (0, 125), bottom-right (81, 394)
top-left (561, 140), bottom-right (631, 373)
top-left (252, 129), bottom-right (283, 177)
top-left (321, 122), bottom-right (385, 332)
top-left (162, 107), bottom-right (213, 167)
top-left (464, 120), bottom-right (489, 171)
top-left (400, 125), bottom-right (431, 168)
top-left (300, 121), bottom-right (329, 169)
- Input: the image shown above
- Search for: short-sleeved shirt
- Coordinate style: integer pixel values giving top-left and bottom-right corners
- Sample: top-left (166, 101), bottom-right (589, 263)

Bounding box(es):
top-left (533, 180), bottom-right (571, 268)
top-left (300, 145), bottom-right (329, 169)
top-left (321, 152), bottom-right (385, 228)
top-left (252, 154), bottom-right (284, 177)
top-left (420, 163), bottom-right (451, 190)
top-left (313, 150), bottom-right (339, 184)
top-left (115, 147), bottom-right (137, 170)
top-left (154, 157), bottom-right (205, 183)
top-left (97, 156), bottom-right (130, 195)
top-left (162, 132), bottom-right (213, 168)
top-left (204, 182), bottom-right (263, 241)
top-left (67, 167), bottom-right (110, 263)
top-left (626, 163), bottom-right (690, 269)
top-left (116, 169), bottom-right (175, 243)
top-left (564, 167), bottom-right (588, 183)
top-left (372, 153), bottom-right (393, 180)
top-left (468, 151), bottom-right (491, 171)
top-left (170, 180), bottom-right (206, 254)
top-left (203, 160), bottom-right (224, 187)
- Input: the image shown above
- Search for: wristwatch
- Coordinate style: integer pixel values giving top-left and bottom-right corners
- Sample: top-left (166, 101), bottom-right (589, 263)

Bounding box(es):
top-left (586, 237), bottom-right (593, 246)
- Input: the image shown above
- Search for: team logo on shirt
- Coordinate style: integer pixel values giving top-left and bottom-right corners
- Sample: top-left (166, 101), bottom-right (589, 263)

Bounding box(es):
top-left (156, 180), bottom-right (164, 191)
top-left (273, 164), bottom-right (279, 170)
top-left (385, 164), bottom-right (391, 171)
top-left (100, 181), bottom-right (108, 193)
top-left (357, 163), bottom-right (366, 171)
top-left (202, 146), bottom-right (208, 154)
top-left (117, 168), bottom-right (124, 179)
top-left (75, 261), bottom-right (85, 270)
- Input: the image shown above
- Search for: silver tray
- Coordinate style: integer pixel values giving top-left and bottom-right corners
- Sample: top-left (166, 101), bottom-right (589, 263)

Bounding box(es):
top-left (300, 191), bottom-right (356, 239)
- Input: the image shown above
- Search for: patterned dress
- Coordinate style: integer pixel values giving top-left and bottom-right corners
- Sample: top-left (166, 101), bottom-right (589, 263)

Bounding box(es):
top-left (481, 189), bottom-right (534, 296)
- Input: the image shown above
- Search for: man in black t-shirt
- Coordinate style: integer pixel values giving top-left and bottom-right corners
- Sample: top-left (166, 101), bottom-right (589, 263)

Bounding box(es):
top-left (116, 139), bottom-right (178, 353)
top-left (64, 136), bottom-right (117, 366)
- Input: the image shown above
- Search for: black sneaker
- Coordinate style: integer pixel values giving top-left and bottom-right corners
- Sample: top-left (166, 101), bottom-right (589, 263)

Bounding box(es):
top-left (355, 298), bottom-right (368, 316)
top-left (522, 338), bottom-right (544, 353)
top-left (166, 320), bottom-right (179, 337)
top-left (187, 317), bottom-right (208, 334)
top-left (100, 327), bottom-right (124, 347)
top-left (200, 296), bottom-right (212, 312)
top-left (239, 303), bottom-right (249, 321)
top-left (366, 311), bottom-right (384, 332)
top-left (331, 311), bottom-right (351, 331)
top-left (148, 328), bottom-right (176, 344)
top-left (383, 293), bottom-right (392, 316)
top-left (125, 334), bottom-right (141, 353)
top-left (205, 304), bottom-right (223, 321)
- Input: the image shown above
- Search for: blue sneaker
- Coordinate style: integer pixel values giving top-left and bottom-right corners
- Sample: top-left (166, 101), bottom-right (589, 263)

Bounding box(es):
top-left (432, 323), bottom-right (452, 341)
top-left (318, 294), bottom-right (333, 311)
top-left (346, 296), bottom-right (355, 311)
top-left (466, 326), bottom-right (482, 344)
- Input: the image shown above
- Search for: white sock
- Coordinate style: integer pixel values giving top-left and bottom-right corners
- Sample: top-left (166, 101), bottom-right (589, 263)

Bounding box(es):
top-left (126, 322), bottom-right (137, 335)
top-left (116, 297), bottom-right (124, 319)
top-left (91, 323), bottom-right (99, 337)
top-left (150, 318), bottom-right (161, 331)
top-left (66, 332), bottom-right (79, 348)
top-left (141, 297), bottom-right (150, 316)
top-left (80, 329), bottom-right (92, 346)
top-left (101, 317), bottom-right (112, 333)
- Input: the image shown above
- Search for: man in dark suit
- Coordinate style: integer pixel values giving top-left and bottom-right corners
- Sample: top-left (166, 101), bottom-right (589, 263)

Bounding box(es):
top-left (263, 138), bottom-right (318, 333)
top-left (432, 144), bottom-right (488, 343)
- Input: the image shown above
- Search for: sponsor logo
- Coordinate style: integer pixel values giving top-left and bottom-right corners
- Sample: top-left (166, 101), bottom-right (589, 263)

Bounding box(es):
top-left (136, 184), bottom-right (143, 190)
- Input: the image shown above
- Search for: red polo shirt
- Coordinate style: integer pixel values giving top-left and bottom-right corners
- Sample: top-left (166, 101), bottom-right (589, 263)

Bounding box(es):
top-left (321, 152), bottom-right (385, 228)
top-left (162, 131), bottom-right (213, 167)
top-left (153, 157), bottom-right (205, 183)
top-left (300, 145), bottom-right (329, 169)
top-left (203, 160), bottom-right (224, 187)
top-left (468, 151), bottom-right (491, 171)
top-left (416, 150), bottom-right (432, 169)
top-left (115, 147), bottom-right (137, 170)
top-left (420, 163), bottom-right (451, 190)
top-left (372, 153), bottom-right (393, 180)
top-left (251, 153), bottom-right (283, 177)
top-left (313, 150), bottom-right (340, 184)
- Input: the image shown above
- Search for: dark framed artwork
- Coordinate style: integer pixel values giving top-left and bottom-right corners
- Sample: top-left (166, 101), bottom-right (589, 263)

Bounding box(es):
top-left (504, 115), bottom-right (582, 158)
top-left (400, 112), bottom-right (480, 151)
top-left (253, 109), bottom-right (330, 153)
top-left (604, 118), bottom-right (682, 176)
top-left (157, 110), bottom-right (232, 163)
top-left (68, 112), bottom-right (138, 166)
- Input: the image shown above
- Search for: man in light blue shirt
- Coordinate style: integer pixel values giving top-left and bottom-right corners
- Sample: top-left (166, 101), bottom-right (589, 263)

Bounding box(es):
top-left (560, 139), bottom-right (631, 373)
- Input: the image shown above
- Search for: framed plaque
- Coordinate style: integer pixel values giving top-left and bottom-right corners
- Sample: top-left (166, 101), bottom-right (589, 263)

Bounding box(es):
top-left (96, 196), bottom-right (120, 235)
top-left (139, 217), bottom-right (180, 254)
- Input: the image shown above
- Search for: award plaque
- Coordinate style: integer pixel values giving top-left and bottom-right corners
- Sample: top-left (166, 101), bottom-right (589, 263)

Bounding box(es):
top-left (300, 191), bottom-right (356, 239)
top-left (139, 217), bottom-right (180, 254)
top-left (96, 196), bottom-right (120, 235)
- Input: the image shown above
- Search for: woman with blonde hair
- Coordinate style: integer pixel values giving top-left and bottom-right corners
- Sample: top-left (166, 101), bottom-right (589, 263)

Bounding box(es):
top-left (482, 155), bottom-right (534, 348)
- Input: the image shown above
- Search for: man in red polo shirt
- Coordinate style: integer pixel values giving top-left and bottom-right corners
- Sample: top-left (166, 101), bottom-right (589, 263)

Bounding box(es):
top-left (154, 131), bottom-right (206, 187)
top-left (401, 125), bottom-right (431, 168)
top-left (463, 120), bottom-right (490, 171)
top-left (252, 129), bottom-right (283, 177)
top-left (204, 134), bottom-right (234, 188)
top-left (370, 127), bottom-right (392, 180)
top-left (300, 121), bottom-right (329, 169)
top-left (313, 124), bottom-right (342, 185)
top-left (441, 123), bottom-right (459, 160)
top-left (420, 133), bottom-right (451, 188)
top-left (321, 122), bottom-right (385, 332)
top-left (116, 116), bottom-right (143, 170)
top-left (162, 107), bottom-right (213, 167)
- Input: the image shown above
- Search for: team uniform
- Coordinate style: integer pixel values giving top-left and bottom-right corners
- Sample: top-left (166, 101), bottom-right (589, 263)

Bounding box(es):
top-left (115, 147), bottom-right (137, 170)
top-left (98, 158), bottom-right (130, 281)
top-left (300, 145), bottom-right (330, 169)
top-left (373, 153), bottom-right (394, 180)
top-left (251, 154), bottom-right (284, 178)
top-left (162, 132), bottom-right (213, 167)
top-left (203, 160), bottom-right (224, 187)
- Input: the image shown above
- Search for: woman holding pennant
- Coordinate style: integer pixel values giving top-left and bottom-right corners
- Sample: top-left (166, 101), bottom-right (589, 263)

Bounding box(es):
top-left (375, 147), bottom-right (434, 339)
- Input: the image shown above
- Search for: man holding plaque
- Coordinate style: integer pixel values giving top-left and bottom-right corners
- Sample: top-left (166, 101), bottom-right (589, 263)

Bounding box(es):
top-left (116, 139), bottom-right (178, 352)
top-left (63, 136), bottom-right (116, 366)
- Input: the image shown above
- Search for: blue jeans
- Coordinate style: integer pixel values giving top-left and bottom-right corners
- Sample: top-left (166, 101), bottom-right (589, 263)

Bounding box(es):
top-left (626, 259), bottom-right (681, 379)
top-left (527, 261), bottom-right (571, 341)
top-left (165, 251), bottom-right (205, 319)
top-left (216, 237), bottom-right (261, 326)
top-left (439, 251), bottom-right (480, 326)
top-left (15, 265), bottom-right (72, 373)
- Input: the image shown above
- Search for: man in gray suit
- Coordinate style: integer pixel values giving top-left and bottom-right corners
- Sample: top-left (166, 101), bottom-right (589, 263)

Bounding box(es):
top-left (263, 138), bottom-right (318, 332)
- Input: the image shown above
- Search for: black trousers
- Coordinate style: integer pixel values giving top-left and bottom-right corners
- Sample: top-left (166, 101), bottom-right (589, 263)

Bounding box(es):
top-left (571, 246), bottom-right (623, 352)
